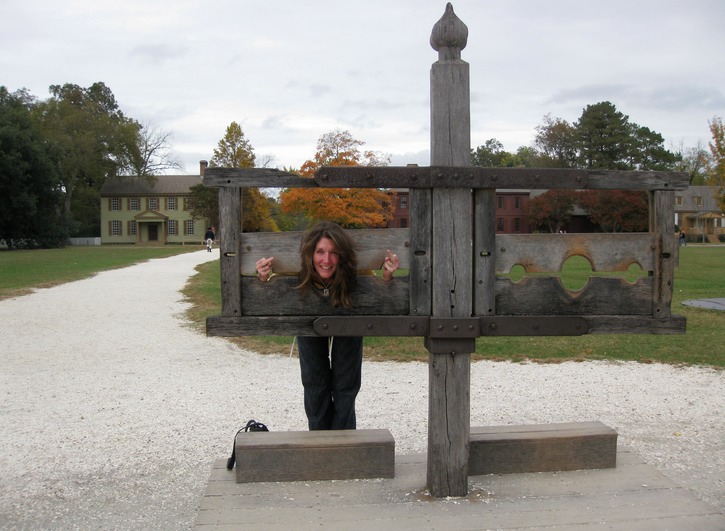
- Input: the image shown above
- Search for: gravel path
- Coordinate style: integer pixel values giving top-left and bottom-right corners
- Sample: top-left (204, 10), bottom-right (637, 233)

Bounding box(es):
top-left (0, 250), bottom-right (722, 529)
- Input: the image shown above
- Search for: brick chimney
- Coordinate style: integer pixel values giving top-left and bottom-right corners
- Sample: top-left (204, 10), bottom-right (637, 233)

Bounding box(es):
top-left (200, 160), bottom-right (208, 176)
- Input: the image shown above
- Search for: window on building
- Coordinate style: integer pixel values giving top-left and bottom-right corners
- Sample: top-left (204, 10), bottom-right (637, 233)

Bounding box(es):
top-left (694, 196), bottom-right (702, 206)
top-left (148, 198), bottom-right (159, 210)
top-left (128, 221), bottom-right (137, 236)
top-left (497, 196), bottom-right (504, 209)
top-left (497, 218), bottom-right (504, 232)
top-left (675, 196), bottom-right (683, 206)
top-left (400, 218), bottom-right (407, 228)
top-left (514, 217), bottom-right (521, 232)
top-left (111, 220), bottom-right (122, 236)
top-left (129, 198), bottom-right (139, 211)
top-left (184, 197), bottom-right (194, 211)
top-left (168, 220), bottom-right (177, 236)
top-left (514, 197), bottom-right (521, 209)
top-left (111, 198), bottom-right (120, 211)
top-left (400, 195), bottom-right (408, 209)
top-left (167, 197), bottom-right (176, 210)
top-left (185, 219), bottom-right (195, 235)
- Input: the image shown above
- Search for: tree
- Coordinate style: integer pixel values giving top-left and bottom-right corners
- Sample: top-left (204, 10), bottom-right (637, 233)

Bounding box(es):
top-left (575, 102), bottom-right (634, 170)
top-left (279, 130), bottom-right (394, 228)
top-left (36, 82), bottom-right (139, 236)
top-left (671, 140), bottom-right (711, 185)
top-left (534, 114), bottom-right (578, 168)
top-left (208, 121), bottom-right (276, 232)
top-left (577, 190), bottom-right (649, 233)
top-left (0, 87), bottom-right (68, 248)
top-left (471, 139), bottom-right (508, 167)
top-left (707, 116), bottom-right (725, 211)
top-left (122, 122), bottom-right (183, 177)
top-left (526, 190), bottom-right (577, 233)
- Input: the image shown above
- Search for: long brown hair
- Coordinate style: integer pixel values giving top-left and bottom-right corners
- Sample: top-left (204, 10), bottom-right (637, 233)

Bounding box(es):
top-left (297, 222), bottom-right (357, 308)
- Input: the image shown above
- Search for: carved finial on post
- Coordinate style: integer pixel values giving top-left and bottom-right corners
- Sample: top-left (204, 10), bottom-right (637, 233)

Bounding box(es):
top-left (430, 3), bottom-right (468, 61)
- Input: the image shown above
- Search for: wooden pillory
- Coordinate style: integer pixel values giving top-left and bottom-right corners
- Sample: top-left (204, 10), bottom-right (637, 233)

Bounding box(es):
top-left (205, 4), bottom-right (687, 497)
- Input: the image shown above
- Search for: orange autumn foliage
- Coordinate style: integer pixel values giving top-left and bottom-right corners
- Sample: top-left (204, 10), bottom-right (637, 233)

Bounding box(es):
top-left (280, 130), bottom-right (395, 228)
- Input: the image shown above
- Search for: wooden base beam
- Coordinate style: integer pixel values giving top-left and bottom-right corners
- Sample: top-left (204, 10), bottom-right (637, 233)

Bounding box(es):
top-left (234, 429), bottom-right (395, 483)
top-left (469, 421), bottom-right (617, 475)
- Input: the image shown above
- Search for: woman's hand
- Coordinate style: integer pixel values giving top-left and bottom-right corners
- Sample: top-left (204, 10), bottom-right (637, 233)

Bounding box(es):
top-left (382, 249), bottom-right (400, 282)
top-left (256, 257), bottom-right (275, 282)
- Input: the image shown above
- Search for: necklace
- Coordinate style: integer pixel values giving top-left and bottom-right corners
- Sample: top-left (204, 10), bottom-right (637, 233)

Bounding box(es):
top-left (313, 280), bottom-right (331, 297)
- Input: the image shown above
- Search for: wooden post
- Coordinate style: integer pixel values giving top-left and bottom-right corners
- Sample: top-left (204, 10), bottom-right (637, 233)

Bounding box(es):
top-left (426, 3), bottom-right (472, 497)
top-left (219, 187), bottom-right (242, 317)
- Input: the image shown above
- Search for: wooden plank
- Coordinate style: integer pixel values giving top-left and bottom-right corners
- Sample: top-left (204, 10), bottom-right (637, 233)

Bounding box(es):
top-left (651, 190), bottom-right (676, 318)
top-left (218, 187), bottom-right (241, 317)
top-left (240, 275), bottom-right (409, 316)
top-left (495, 276), bottom-right (653, 315)
top-left (206, 315), bottom-right (316, 336)
top-left (311, 166), bottom-right (689, 191)
top-left (409, 188), bottom-right (432, 316)
top-left (584, 314), bottom-right (687, 334)
top-left (468, 421), bottom-right (617, 475)
top-left (496, 233), bottom-right (655, 273)
top-left (204, 167), bottom-right (315, 188)
top-left (474, 189), bottom-right (497, 316)
top-left (206, 314), bottom-right (687, 337)
top-left (233, 429), bottom-right (394, 483)
top-left (239, 228), bottom-right (410, 275)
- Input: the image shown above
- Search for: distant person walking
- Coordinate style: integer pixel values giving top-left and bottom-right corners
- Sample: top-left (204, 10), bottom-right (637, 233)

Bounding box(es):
top-left (204, 227), bottom-right (215, 252)
top-left (679, 229), bottom-right (687, 247)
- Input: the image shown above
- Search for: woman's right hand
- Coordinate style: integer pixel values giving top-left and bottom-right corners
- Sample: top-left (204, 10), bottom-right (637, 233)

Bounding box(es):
top-left (255, 257), bottom-right (274, 282)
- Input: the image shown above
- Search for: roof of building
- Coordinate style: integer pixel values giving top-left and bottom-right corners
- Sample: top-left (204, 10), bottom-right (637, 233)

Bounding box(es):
top-left (100, 174), bottom-right (203, 196)
top-left (675, 185), bottom-right (721, 212)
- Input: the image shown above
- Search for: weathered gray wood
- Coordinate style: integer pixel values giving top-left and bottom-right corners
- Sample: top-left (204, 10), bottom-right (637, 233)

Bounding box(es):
top-left (496, 276), bottom-right (654, 315)
top-left (409, 188), bottom-right (432, 316)
top-left (240, 275), bottom-right (409, 316)
top-left (239, 228), bottom-right (410, 275)
top-left (468, 421), bottom-right (617, 475)
top-left (585, 314), bottom-right (687, 334)
top-left (204, 167), bottom-right (315, 188)
top-left (312, 166), bottom-right (690, 191)
top-left (496, 233), bottom-right (655, 273)
top-left (426, 3), bottom-right (471, 498)
top-left (206, 315), bottom-right (317, 336)
top-left (233, 429), bottom-right (394, 483)
top-left (474, 189), bottom-right (497, 316)
top-left (206, 314), bottom-right (685, 338)
top-left (651, 190), bottom-right (676, 318)
top-left (219, 187), bottom-right (241, 317)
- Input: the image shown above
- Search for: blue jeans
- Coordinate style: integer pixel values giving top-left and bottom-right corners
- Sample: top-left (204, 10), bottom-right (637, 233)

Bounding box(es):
top-left (297, 336), bottom-right (363, 430)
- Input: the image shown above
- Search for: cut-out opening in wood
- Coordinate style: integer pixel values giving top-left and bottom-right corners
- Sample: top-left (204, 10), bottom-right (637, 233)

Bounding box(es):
top-left (501, 255), bottom-right (647, 293)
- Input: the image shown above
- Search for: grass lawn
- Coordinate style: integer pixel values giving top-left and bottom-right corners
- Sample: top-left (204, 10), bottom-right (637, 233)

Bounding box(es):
top-left (183, 246), bottom-right (725, 367)
top-left (0, 245), bottom-right (200, 300)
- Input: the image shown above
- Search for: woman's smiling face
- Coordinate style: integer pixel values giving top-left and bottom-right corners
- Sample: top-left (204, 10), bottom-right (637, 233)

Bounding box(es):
top-left (313, 236), bottom-right (339, 282)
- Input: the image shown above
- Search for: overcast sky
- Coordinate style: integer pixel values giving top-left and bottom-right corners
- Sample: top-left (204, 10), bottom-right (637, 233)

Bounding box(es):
top-left (3, 0), bottom-right (724, 174)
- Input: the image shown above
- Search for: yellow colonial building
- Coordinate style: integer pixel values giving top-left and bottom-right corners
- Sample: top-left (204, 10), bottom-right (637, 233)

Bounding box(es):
top-left (99, 164), bottom-right (210, 245)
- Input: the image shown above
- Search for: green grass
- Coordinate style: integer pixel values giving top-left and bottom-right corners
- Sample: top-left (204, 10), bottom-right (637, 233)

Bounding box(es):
top-left (0, 245), bottom-right (199, 299)
top-left (184, 246), bottom-right (725, 367)
top-left (3, 244), bottom-right (722, 367)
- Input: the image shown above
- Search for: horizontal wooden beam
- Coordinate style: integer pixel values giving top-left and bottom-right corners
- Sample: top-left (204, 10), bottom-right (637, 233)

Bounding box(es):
top-left (205, 314), bottom-right (686, 337)
top-left (202, 166), bottom-right (689, 191)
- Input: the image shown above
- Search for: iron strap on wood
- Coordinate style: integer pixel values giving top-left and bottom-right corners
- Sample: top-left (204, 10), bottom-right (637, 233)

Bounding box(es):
top-left (312, 316), bottom-right (591, 337)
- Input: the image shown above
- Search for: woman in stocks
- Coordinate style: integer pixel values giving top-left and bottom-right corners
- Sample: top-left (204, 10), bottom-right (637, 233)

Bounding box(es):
top-left (255, 221), bottom-right (399, 430)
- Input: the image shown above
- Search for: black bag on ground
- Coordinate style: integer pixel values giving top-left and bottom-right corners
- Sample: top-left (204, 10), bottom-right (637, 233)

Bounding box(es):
top-left (226, 420), bottom-right (269, 470)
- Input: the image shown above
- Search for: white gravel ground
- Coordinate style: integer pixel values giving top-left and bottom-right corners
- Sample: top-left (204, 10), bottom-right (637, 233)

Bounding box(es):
top-left (0, 249), bottom-right (722, 529)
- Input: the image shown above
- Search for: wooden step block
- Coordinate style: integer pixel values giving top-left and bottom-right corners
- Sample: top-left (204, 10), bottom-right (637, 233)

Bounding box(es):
top-left (469, 421), bottom-right (617, 475)
top-left (234, 429), bottom-right (395, 483)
